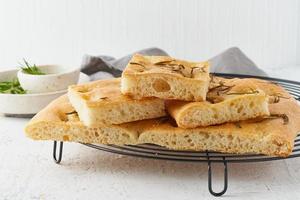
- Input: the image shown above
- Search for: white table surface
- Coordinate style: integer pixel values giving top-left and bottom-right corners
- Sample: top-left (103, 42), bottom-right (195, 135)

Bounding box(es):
top-left (1, 67), bottom-right (300, 200)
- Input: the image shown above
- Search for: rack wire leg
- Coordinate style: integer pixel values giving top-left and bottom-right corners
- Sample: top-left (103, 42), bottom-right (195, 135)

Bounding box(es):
top-left (53, 141), bottom-right (64, 164)
top-left (206, 153), bottom-right (228, 196)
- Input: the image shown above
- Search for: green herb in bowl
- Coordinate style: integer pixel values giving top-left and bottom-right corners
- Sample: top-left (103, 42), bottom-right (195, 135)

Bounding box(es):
top-left (20, 59), bottom-right (45, 75)
top-left (0, 78), bottom-right (26, 94)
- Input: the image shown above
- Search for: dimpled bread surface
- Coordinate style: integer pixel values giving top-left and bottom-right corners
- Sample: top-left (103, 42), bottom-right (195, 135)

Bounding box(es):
top-left (121, 54), bottom-right (210, 101)
top-left (68, 78), bottom-right (166, 127)
top-left (25, 78), bottom-right (300, 157)
top-left (166, 77), bottom-right (270, 128)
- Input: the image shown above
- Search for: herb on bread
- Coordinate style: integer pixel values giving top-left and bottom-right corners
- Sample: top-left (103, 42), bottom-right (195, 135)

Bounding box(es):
top-left (171, 64), bottom-right (186, 77)
top-left (253, 114), bottom-right (289, 125)
top-left (208, 81), bottom-right (235, 95)
top-left (154, 60), bottom-right (174, 65)
top-left (130, 62), bottom-right (145, 68)
top-left (270, 94), bottom-right (290, 104)
top-left (153, 59), bottom-right (207, 78)
top-left (268, 114), bottom-right (289, 125)
top-left (190, 66), bottom-right (206, 77)
top-left (227, 89), bottom-right (259, 95)
top-left (20, 59), bottom-right (45, 75)
top-left (65, 111), bottom-right (77, 115)
top-left (129, 62), bottom-right (146, 72)
top-left (206, 81), bottom-right (234, 103)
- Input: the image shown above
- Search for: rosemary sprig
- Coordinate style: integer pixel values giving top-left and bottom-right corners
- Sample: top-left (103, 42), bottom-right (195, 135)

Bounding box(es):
top-left (168, 63), bottom-right (185, 68)
top-left (20, 59), bottom-right (45, 75)
top-left (192, 66), bottom-right (206, 73)
top-left (206, 81), bottom-right (234, 103)
top-left (190, 67), bottom-right (198, 78)
top-left (172, 64), bottom-right (185, 71)
top-left (0, 78), bottom-right (26, 94)
top-left (189, 66), bottom-right (206, 78)
top-left (227, 90), bottom-right (259, 95)
top-left (130, 62), bottom-right (145, 68)
top-left (153, 60), bottom-right (206, 78)
top-left (209, 81), bottom-right (235, 95)
top-left (154, 61), bottom-right (188, 77)
top-left (270, 94), bottom-right (290, 103)
top-left (266, 114), bottom-right (289, 125)
top-left (254, 114), bottom-right (289, 125)
top-left (65, 111), bottom-right (77, 115)
top-left (171, 64), bottom-right (186, 76)
top-left (208, 81), bottom-right (225, 91)
top-left (129, 62), bottom-right (146, 72)
top-left (154, 60), bottom-right (174, 65)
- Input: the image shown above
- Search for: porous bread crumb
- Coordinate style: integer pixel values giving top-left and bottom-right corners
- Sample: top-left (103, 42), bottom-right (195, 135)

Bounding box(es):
top-left (121, 54), bottom-right (210, 101)
top-left (25, 77), bottom-right (300, 157)
top-left (68, 78), bottom-right (166, 127)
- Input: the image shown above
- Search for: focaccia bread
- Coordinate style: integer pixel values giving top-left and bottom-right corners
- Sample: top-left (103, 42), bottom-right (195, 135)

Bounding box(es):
top-left (68, 78), bottom-right (166, 127)
top-left (25, 95), bottom-right (140, 145)
top-left (166, 77), bottom-right (270, 128)
top-left (25, 78), bottom-right (300, 157)
top-left (121, 54), bottom-right (210, 101)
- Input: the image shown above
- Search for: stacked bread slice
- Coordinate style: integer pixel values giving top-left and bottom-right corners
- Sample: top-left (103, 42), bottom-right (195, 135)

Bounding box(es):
top-left (121, 54), bottom-right (210, 101)
top-left (166, 77), bottom-right (270, 128)
top-left (68, 78), bottom-right (166, 127)
top-left (25, 54), bottom-right (300, 157)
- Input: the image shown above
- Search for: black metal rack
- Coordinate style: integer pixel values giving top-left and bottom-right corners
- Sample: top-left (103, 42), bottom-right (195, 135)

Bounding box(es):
top-left (52, 73), bottom-right (300, 197)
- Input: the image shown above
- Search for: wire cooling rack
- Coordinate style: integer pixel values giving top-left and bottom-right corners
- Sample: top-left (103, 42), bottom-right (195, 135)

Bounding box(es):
top-left (52, 73), bottom-right (300, 197)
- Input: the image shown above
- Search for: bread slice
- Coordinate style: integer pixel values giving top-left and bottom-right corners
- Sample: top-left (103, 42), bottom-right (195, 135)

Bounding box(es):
top-left (121, 54), bottom-right (210, 101)
top-left (25, 95), bottom-right (140, 145)
top-left (68, 78), bottom-right (166, 127)
top-left (166, 77), bottom-right (270, 128)
top-left (25, 78), bottom-right (300, 157)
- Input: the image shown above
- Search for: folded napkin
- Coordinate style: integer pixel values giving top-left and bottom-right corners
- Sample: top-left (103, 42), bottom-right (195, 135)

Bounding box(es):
top-left (81, 47), bottom-right (267, 81)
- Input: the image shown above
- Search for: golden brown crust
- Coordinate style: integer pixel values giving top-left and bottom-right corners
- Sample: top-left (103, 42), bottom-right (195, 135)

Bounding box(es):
top-left (25, 94), bottom-right (142, 145)
top-left (25, 78), bottom-right (300, 157)
top-left (140, 78), bottom-right (300, 156)
top-left (68, 78), bottom-right (166, 126)
top-left (121, 54), bottom-right (210, 101)
top-left (166, 77), bottom-right (271, 128)
top-left (69, 78), bottom-right (159, 107)
top-left (123, 54), bottom-right (209, 79)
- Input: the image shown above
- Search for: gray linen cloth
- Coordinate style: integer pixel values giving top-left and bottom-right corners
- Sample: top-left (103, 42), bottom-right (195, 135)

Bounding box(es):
top-left (81, 47), bottom-right (267, 80)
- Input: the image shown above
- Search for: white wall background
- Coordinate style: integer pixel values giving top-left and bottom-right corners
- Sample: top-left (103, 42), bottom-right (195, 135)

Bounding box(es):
top-left (0, 0), bottom-right (299, 70)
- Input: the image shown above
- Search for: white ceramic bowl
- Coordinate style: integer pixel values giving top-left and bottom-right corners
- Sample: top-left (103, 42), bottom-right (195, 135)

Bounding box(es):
top-left (0, 69), bottom-right (89, 116)
top-left (17, 65), bottom-right (80, 93)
